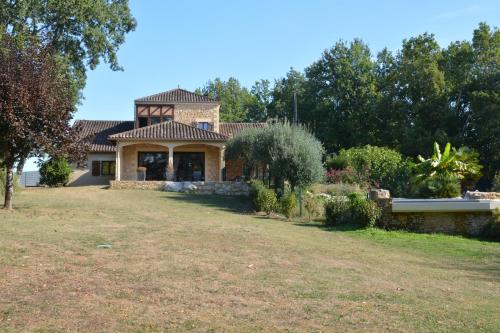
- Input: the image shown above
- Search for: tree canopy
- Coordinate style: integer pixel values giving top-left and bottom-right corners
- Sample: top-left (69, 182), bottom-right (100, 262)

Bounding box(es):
top-left (200, 22), bottom-right (499, 185)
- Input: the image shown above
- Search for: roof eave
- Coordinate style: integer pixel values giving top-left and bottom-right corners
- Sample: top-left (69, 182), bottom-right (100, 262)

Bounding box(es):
top-left (134, 100), bottom-right (220, 105)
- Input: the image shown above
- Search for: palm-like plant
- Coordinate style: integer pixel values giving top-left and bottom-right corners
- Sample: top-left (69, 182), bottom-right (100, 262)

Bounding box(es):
top-left (413, 142), bottom-right (482, 197)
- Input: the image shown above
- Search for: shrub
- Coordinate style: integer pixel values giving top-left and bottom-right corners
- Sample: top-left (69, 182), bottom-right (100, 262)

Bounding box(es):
top-left (327, 146), bottom-right (412, 196)
top-left (304, 192), bottom-right (325, 221)
top-left (413, 174), bottom-right (461, 198)
top-left (414, 142), bottom-right (482, 195)
top-left (324, 196), bottom-right (350, 227)
top-left (250, 180), bottom-right (278, 214)
top-left (39, 157), bottom-right (72, 187)
top-left (346, 193), bottom-right (381, 228)
top-left (280, 191), bottom-right (297, 219)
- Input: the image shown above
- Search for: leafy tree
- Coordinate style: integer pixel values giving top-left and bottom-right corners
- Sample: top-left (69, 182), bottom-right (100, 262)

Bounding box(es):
top-left (197, 77), bottom-right (256, 122)
top-left (0, 0), bottom-right (136, 180)
top-left (0, 0), bottom-right (137, 91)
top-left (225, 122), bottom-right (325, 193)
top-left (0, 35), bottom-right (84, 209)
top-left (247, 79), bottom-right (272, 122)
top-left (268, 68), bottom-right (306, 122)
top-left (40, 157), bottom-right (72, 187)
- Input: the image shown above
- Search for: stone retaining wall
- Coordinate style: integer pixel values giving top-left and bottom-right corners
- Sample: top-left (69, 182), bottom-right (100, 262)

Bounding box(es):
top-left (371, 189), bottom-right (499, 236)
top-left (110, 180), bottom-right (249, 196)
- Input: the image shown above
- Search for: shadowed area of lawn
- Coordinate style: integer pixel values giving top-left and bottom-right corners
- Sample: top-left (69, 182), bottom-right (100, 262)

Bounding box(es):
top-left (0, 186), bottom-right (499, 332)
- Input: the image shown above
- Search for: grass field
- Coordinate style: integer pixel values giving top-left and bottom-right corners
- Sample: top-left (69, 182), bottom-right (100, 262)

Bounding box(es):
top-left (0, 187), bottom-right (499, 332)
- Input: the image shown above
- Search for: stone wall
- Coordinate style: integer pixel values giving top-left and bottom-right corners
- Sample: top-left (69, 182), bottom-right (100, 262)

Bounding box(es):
top-left (174, 103), bottom-right (220, 133)
top-left (371, 189), bottom-right (498, 236)
top-left (110, 181), bottom-right (165, 190)
top-left (110, 180), bottom-right (249, 196)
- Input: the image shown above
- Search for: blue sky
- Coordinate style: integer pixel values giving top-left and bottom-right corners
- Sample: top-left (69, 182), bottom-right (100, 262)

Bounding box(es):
top-left (25, 0), bottom-right (499, 170)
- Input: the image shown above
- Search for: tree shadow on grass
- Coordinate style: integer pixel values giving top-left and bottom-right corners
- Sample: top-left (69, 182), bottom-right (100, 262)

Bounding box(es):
top-left (162, 193), bottom-right (255, 214)
top-left (293, 221), bottom-right (363, 232)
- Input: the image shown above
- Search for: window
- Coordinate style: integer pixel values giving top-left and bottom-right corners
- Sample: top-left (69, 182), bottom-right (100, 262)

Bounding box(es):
top-left (163, 115), bottom-right (173, 122)
top-left (197, 122), bottom-right (210, 130)
top-left (150, 116), bottom-right (161, 125)
top-left (138, 117), bottom-right (148, 128)
top-left (101, 161), bottom-right (116, 176)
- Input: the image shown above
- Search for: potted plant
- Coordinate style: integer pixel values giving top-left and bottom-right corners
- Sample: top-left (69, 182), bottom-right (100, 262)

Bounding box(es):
top-left (137, 166), bottom-right (146, 181)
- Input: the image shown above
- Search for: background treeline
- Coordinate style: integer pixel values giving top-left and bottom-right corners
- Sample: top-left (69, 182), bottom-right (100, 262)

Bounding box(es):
top-left (197, 23), bottom-right (499, 186)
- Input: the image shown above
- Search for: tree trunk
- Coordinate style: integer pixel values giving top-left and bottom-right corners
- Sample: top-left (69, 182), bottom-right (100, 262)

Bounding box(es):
top-left (16, 157), bottom-right (26, 176)
top-left (3, 165), bottom-right (14, 210)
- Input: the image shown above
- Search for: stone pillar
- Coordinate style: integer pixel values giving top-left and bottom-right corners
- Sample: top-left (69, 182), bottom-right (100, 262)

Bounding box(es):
top-left (370, 189), bottom-right (392, 228)
top-left (166, 144), bottom-right (176, 181)
top-left (115, 144), bottom-right (122, 181)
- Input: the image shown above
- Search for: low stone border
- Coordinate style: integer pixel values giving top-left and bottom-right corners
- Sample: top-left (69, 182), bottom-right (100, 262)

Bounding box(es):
top-left (110, 180), bottom-right (249, 196)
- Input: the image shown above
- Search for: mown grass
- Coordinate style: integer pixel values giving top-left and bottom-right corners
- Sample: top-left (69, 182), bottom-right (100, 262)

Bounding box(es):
top-left (0, 187), bottom-right (499, 332)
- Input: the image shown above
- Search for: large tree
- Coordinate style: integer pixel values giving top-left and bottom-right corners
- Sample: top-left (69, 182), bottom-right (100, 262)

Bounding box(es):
top-left (0, 35), bottom-right (85, 209)
top-left (0, 0), bottom-right (136, 173)
top-left (197, 77), bottom-right (256, 122)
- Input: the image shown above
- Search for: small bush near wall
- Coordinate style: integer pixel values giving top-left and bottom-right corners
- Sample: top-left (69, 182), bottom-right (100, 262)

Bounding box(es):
top-left (324, 196), bottom-right (350, 226)
top-left (280, 191), bottom-right (297, 219)
top-left (40, 157), bottom-right (72, 187)
top-left (324, 193), bottom-right (381, 228)
top-left (250, 180), bottom-right (278, 214)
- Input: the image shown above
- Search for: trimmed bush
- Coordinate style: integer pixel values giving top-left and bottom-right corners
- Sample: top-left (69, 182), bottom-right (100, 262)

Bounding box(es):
top-left (250, 180), bottom-right (278, 214)
top-left (280, 191), bottom-right (297, 219)
top-left (324, 196), bottom-right (350, 226)
top-left (347, 193), bottom-right (381, 228)
top-left (324, 193), bottom-right (381, 228)
top-left (39, 157), bottom-right (72, 187)
top-left (325, 154), bottom-right (349, 170)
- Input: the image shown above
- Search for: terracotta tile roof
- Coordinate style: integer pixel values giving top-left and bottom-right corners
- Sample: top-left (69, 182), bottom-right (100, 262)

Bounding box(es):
top-left (220, 122), bottom-right (268, 138)
top-left (109, 121), bottom-right (228, 141)
top-left (135, 88), bottom-right (218, 104)
top-left (74, 120), bottom-right (134, 152)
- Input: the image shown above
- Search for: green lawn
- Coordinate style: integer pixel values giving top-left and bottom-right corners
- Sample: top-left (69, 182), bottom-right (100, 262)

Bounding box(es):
top-left (0, 187), bottom-right (499, 332)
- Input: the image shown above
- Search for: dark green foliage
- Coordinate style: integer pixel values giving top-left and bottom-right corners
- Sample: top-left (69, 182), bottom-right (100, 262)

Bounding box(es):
top-left (250, 181), bottom-right (278, 214)
top-left (201, 22), bottom-right (499, 186)
top-left (413, 142), bottom-right (482, 197)
top-left (326, 145), bottom-right (414, 197)
top-left (481, 211), bottom-right (500, 241)
top-left (280, 191), bottom-right (297, 219)
top-left (413, 174), bottom-right (462, 199)
top-left (324, 193), bottom-right (381, 228)
top-left (325, 154), bottom-right (349, 170)
top-left (346, 193), bottom-right (382, 228)
top-left (40, 157), bottom-right (72, 187)
top-left (324, 196), bottom-right (350, 227)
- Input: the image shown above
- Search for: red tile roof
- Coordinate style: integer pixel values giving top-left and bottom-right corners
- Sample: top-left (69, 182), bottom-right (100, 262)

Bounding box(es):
top-left (74, 120), bottom-right (134, 152)
top-left (108, 121), bottom-right (228, 141)
top-left (220, 122), bottom-right (268, 138)
top-left (135, 88), bottom-right (218, 104)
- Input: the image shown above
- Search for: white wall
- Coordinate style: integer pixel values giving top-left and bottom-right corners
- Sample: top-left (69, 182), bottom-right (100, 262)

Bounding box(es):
top-left (69, 153), bottom-right (116, 186)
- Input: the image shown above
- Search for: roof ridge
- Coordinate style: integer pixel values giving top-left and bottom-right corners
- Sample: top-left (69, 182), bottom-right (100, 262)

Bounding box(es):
top-left (75, 119), bottom-right (133, 122)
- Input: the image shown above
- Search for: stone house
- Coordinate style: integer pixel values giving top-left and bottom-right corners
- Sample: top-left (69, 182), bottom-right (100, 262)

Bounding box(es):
top-left (70, 88), bottom-right (267, 186)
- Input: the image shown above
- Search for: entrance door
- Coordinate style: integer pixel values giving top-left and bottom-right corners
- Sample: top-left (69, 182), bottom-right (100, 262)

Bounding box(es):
top-left (173, 152), bottom-right (205, 181)
top-left (138, 152), bottom-right (167, 180)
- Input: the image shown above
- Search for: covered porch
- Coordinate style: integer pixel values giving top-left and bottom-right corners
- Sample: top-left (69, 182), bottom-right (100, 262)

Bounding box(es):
top-left (115, 141), bottom-right (225, 182)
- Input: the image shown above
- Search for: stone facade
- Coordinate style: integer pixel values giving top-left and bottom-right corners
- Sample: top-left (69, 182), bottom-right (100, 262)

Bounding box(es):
top-left (119, 143), bottom-right (222, 181)
top-left (371, 190), bottom-right (499, 236)
top-left (174, 103), bottom-right (220, 133)
top-left (110, 180), bottom-right (249, 196)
